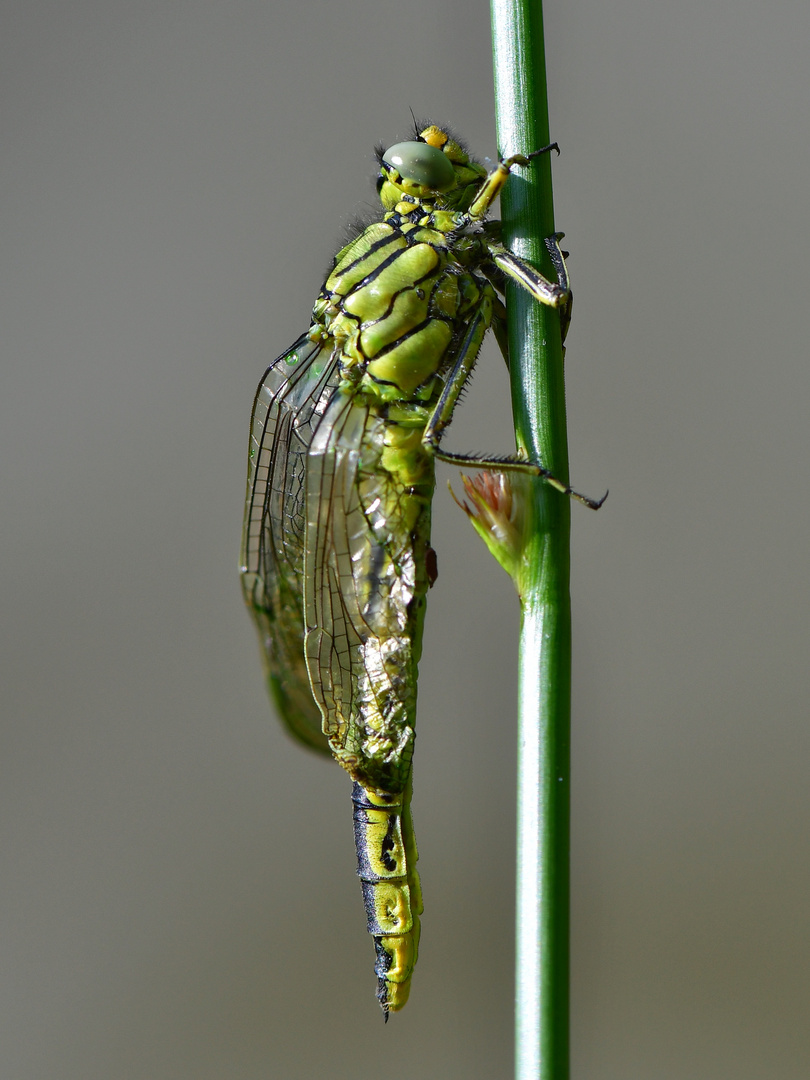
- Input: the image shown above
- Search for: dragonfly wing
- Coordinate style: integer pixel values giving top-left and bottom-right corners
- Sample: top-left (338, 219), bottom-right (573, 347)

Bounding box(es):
top-left (241, 334), bottom-right (340, 754)
top-left (302, 392), bottom-right (430, 795)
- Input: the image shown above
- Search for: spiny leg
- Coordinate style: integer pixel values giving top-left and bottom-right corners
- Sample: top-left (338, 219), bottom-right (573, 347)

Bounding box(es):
top-left (467, 144), bottom-right (571, 316)
top-left (544, 231), bottom-right (570, 293)
top-left (484, 232), bottom-right (572, 356)
top-left (423, 301), bottom-right (606, 510)
top-left (544, 232), bottom-right (573, 346)
top-left (423, 306), bottom-right (491, 450)
top-left (435, 449), bottom-right (606, 510)
top-left (491, 299), bottom-right (510, 370)
top-left (484, 240), bottom-right (569, 310)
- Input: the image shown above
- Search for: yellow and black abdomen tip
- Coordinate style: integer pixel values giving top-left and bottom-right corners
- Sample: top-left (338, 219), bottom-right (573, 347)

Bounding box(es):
top-left (351, 781), bottom-right (421, 1018)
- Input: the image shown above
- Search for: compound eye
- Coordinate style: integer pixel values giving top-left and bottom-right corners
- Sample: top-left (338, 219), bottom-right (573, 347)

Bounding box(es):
top-left (381, 140), bottom-right (456, 192)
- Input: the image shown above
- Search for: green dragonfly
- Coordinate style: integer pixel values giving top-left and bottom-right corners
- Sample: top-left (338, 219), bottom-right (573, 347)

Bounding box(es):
top-left (240, 123), bottom-right (602, 1018)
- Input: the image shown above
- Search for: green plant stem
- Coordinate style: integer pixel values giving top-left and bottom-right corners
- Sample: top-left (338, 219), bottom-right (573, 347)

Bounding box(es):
top-left (490, 2), bottom-right (572, 1078)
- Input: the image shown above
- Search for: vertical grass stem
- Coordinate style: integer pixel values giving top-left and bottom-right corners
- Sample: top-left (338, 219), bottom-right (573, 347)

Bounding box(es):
top-left (490, 2), bottom-right (573, 1077)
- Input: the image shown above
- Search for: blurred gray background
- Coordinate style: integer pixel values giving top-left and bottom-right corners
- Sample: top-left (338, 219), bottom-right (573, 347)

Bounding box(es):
top-left (2, 1), bottom-right (808, 1077)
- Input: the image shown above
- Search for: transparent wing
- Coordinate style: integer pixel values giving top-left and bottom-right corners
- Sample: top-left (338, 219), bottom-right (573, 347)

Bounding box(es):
top-left (241, 333), bottom-right (340, 754)
top-left (302, 392), bottom-right (430, 794)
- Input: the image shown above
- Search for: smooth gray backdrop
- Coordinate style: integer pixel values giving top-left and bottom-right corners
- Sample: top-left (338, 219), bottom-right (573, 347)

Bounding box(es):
top-left (2, 2), bottom-right (808, 1077)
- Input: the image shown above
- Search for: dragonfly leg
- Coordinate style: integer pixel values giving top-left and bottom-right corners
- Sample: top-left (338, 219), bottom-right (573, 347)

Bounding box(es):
top-left (467, 142), bottom-right (560, 222)
top-left (423, 307), bottom-right (490, 453)
top-left (423, 303), bottom-right (606, 510)
top-left (434, 447), bottom-right (606, 510)
top-left (484, 241), bottom-right (569, 310)
top-left (544, 232), bottom-right (570, 292)
top-left (491, 301), bottom-right (510, 370)
top-left (484, 234), bottom-right (573, 350)
top-left (481, 232), bottom-right (573, 367)
top-left (544, 232), bottom-right (573, 346)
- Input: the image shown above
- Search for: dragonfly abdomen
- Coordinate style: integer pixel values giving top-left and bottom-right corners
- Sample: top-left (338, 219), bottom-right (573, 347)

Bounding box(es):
top-left (351, 780), bottom-right (422, 1017)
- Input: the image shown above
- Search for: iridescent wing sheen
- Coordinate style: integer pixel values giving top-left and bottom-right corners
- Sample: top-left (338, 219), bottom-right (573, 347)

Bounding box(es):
top-left (241, 333), bottom-right (340, 754)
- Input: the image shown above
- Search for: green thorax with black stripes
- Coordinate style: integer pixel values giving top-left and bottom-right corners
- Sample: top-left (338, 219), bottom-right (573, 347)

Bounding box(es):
top-left (311, 206), bottom-right (494, 408)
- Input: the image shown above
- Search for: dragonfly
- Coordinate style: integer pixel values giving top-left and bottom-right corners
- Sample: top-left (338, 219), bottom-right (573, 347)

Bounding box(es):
top-left (240, 122), bottom-right (603, 1018)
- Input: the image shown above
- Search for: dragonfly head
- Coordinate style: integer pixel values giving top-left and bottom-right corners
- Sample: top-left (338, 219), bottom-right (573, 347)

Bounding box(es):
top-left (377, 126), bottom-right (488, 212)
